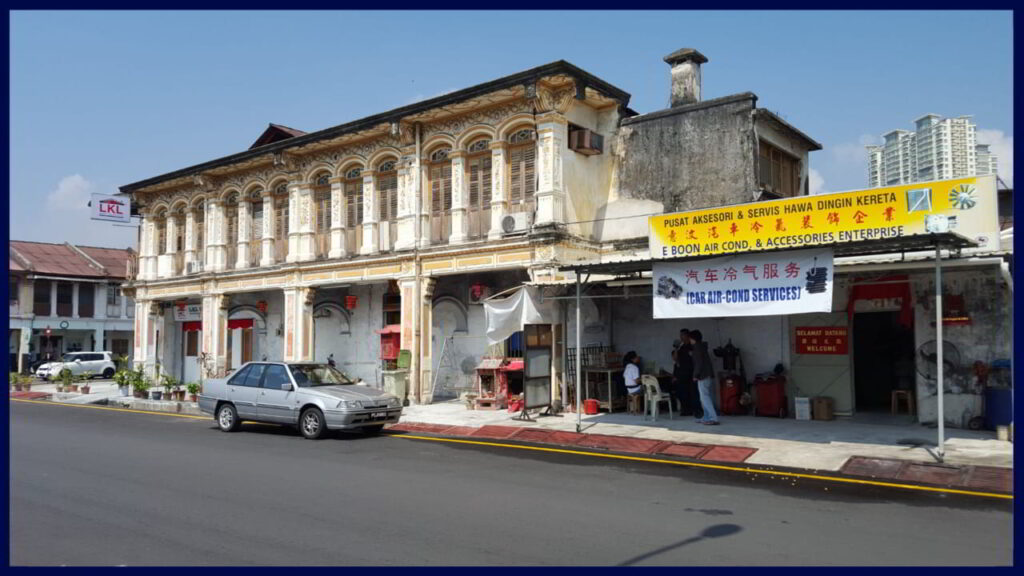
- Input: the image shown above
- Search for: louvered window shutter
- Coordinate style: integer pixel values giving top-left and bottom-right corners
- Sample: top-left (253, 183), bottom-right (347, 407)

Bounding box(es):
top-left (431, 166), bottom-right (442, 214)
top-left (524, 145), bottom-right (536, 203)
top-left (315, 189), bottom-right (330, 231)
top-left (443, 165), bottom-right (452, 211)
top-left (469, 162), bottom-right (479, 208)
top-left (509, 148), bottom-right (522, 204)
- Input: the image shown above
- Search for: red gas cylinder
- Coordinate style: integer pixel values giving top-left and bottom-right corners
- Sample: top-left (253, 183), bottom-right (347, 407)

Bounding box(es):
top-left (584, 398), bottom-right (600, 415)
top-left (755, 374), bottom-right (788, 418)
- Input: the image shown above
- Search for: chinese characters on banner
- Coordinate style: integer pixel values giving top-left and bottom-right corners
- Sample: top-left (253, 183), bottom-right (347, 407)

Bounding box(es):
top-left (649, 175), bottom-right (998, 259)
top-left (794, 327), bottom-right (849, 354)
top-left (653, 248), bottom-right (834, 319)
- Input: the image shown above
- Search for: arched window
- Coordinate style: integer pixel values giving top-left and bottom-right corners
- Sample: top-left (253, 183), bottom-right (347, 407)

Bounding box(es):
top-left (377, 159), bottom-right (398, 251)
top-left (344, 168), bottom-right (363, 254)
top-left (507, 128), bottom-right (536, 214)
top-left (466, 138), bottom-right (492, 239)
top-left (273, 184), bottom-right (289, 261)
top-left (312, 173), bottom-right (331, 258)
top-left (428, 146), bottom-right (453, 244)
top-left (249, 189), bottom-right (264, 266)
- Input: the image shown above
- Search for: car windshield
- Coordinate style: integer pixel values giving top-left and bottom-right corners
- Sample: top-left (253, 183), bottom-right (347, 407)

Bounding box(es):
top-left (288, 364), bottom-right (354, 387)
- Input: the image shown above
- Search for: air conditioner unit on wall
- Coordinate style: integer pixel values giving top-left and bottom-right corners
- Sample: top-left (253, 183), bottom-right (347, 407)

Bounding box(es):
top-left (501, 212), bottom-right (533, 236)
top-left (186, 261), bottom-right (204, 274)
top-left (568, 128), bottom-right (603, 155)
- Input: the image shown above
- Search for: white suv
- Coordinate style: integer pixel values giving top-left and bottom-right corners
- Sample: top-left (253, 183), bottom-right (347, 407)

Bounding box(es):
top-left (36, 351), bottom-right (118, 381)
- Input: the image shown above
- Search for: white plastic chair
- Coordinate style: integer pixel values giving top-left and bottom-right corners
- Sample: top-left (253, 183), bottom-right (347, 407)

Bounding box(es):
top-left (641, 375), bottom-right (673, 421)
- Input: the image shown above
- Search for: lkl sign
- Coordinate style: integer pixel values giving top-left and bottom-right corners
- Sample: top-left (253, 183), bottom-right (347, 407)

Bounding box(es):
top-left (91, 193), bottom-right (132, 223)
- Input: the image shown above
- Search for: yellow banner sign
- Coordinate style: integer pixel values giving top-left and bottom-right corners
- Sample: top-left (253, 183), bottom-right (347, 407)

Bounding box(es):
top-left (649, 176), bottom-right (998, 258)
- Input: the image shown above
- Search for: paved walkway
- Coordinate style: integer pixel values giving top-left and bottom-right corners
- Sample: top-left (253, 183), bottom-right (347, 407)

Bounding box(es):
top-left (398, 400), bottom-right (1013, 471)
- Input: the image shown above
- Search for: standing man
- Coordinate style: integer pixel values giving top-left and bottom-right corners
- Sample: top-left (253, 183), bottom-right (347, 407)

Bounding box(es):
top-left (673, 329), bottom-right (696, 416)
top-left (690, 330), bottom-right (719, 425)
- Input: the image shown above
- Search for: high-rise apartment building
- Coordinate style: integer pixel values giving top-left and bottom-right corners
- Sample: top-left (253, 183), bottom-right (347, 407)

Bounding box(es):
top-left (866, 114), bottom-right (995, 186)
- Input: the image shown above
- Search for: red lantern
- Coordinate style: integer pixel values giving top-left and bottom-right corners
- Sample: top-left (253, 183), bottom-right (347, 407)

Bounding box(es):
top-left (176, 300), bottom-right (186, 312)
top-left (257, 300), bottom-right (268, 314)
top-left (344, 295), bottom-right (358, 310)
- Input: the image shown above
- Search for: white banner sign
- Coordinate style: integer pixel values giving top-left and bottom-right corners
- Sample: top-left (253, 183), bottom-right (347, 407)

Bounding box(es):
top-left (173, 304), bottom-right (202, 322)
top-left (91, 193), bottom-right (132, 223)
top-left (653, 248), bottom-right (834, 319)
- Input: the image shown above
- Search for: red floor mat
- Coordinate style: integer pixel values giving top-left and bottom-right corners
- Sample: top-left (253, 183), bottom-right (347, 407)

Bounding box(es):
top-left (840, 456), bottom-right (908, 479)
top-left (10, 391), bottom-right (50, 400)
top-left (963, 466), bottom-right (1013, 492)
top-left (657, 443), bottom-right (712, 459)
top-left (699, 445), bottom-right (757, 463)
top-left (470, 425), bottom-right (521, 440)
top-left (897, 462), bottom-right (970, 486)
top-left (576, 434), bottom-right (666, 454)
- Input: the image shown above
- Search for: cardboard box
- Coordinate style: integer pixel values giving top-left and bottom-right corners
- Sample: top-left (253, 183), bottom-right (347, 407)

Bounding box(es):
top-left (794, 397), bottom-right (811, 420)
top-left (812, 397), bottom-right (834, 420)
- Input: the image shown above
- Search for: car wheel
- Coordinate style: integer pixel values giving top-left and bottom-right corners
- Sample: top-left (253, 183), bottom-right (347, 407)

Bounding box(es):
top-left (102, 368), bottom-right (115, 379)
top-left (300, 407), bottom-right (326, 440)
top-left (363, 424), bottom-right (385, 435)
top-left (217, 404), bottom-right (240, 432)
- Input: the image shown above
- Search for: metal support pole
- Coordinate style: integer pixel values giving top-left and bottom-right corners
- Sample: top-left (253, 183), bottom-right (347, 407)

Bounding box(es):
top-left (575, 273), bottom-right (582, 433)
top-left (935, 243), bottom-right (945, 460)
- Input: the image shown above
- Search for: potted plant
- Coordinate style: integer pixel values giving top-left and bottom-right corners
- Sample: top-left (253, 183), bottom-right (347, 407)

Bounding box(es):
top-left (133, 372), bottom-right (150, 399)
top-left (114, 369), bottom-right (132, 397)
top-left (59, 369), bottom-right (76, 393)
top-left (21, 374), bottom-right (32, 391)
top-left (160, 374), bottom-right (177, 402)
top-left (79, 371), bottom-right (93, 395)
top-left (173, 381), bottom-right (185, 402)
top-left (186, 382), bottom-right (200, 403)
top-left (10, 372), bottom-right (23, 392)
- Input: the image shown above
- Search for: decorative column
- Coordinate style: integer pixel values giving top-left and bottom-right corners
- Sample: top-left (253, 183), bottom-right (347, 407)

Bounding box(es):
top-left (133, 300), bottom-right (161, 378)
top-left (448, 151), bottom-right (469, 244)
top-left (296, 185), bottom-right (316, 262)
top-left (236, 199), bottom-right (251, 269)
top-left (95, 284), bottom-right (107, 319)
top-left (417, 161), bottom-right (431, 249)
top-left (328, 177), bottom-right (346, 258)
top-left (201, 293), bottom-right (229, 378)
top-left (184, 209), bottom-right (196, 266)
top-left (360, 172), bottom-right (379, 255)
top-left (286, 182), bottom-right (301, 263)
top-left (72, 283), bottom-right (80, 318)
top-left (418, 277), bottom-right (437, 404)
top-left (260, 194), bottom-right (275, 267)
top-left (394, 153), bottom-right (417, 251)
top-left (140, 212), bottom-right (158, 280)
top-left (398, 277), bottom-right (417, 404)
top-left (206, 198), bottom-right (226, 271)
top-left (282, 286), bottom-right (314, 362)
top-left (488, 141), bottom-right (508, 240)
top-left (534, 112), bottom-right (568, 227)
top-left (160, 215), bottom-right (178, 277)
top-left (49, 281), bottom-right (57, 318)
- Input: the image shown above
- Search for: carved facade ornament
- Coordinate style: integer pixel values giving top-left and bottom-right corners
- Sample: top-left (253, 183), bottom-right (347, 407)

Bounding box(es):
top-left (535, 85), bottom-right (575, 114)
top-left (421, 101), bottom-right (531, 140)
top-left (303, 287), bottom-right (316, 307)
top-left (219, 295), bottom-right (230, 311)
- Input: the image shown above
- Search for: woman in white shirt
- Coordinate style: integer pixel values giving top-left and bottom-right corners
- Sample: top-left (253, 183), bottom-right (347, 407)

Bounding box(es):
top-left (622, 351), bottom-right (643, 396)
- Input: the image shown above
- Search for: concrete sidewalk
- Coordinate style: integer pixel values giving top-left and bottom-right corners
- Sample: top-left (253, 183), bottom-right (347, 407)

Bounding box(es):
top-left (396, 400), bottom-right (1013, 486)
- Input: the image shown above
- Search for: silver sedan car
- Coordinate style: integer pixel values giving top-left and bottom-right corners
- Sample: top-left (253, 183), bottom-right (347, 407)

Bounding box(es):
top-left (198, 362), bottom-right (403, 439)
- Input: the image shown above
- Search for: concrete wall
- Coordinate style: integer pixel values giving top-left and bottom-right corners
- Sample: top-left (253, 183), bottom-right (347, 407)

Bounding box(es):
top-left (911, 267), bottom-right (1012, 428)
top-left (562, 102), bottom-right (620, 240)
top-left (313, 283), bottom-right (387, 388)
top-left (604, 95), bottom-right (759, 243)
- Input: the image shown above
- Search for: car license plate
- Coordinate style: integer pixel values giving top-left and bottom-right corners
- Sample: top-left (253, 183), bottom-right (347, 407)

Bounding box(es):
top-left (370, 412), bottom-right (387, 419)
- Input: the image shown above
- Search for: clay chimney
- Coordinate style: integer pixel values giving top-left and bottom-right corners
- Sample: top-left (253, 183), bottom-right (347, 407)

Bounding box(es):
top-left (664, 48), bottom-right (708, 107)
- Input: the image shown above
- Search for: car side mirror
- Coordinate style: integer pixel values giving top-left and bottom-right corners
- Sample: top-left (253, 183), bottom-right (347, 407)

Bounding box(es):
top-left (75, 359), bottom-right (82, 363)
top-left (280, 383), bottom-right (293, 391)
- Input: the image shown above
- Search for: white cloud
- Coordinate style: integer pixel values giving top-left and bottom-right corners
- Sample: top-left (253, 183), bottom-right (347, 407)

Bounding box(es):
top-left (976, 129), bottom-right (1013, 187)
top-left (46, 174), bottom-right (94, 211)
top-left (831, 133), bottom-right (880, 167)
top-left (808, 168), bottom-right (826, 195)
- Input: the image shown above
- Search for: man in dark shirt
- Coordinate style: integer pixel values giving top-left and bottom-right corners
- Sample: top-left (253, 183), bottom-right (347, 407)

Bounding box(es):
top-left (690, 330), bottom-right (719, 425)
top-left (673, 329), bottom-right (698, 417)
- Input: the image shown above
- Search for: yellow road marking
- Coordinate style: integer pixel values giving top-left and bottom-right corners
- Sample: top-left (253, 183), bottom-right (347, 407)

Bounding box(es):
top-left (12, 398), bottom-right (1011, 500)
top-left (395, 434), bottom-right (1014, 501)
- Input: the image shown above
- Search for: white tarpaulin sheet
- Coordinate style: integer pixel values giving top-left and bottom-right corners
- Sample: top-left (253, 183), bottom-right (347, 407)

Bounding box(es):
top-left (653, 247), bottom-right (834, 319)
top-left (484, 286), bottom-right (556, 346)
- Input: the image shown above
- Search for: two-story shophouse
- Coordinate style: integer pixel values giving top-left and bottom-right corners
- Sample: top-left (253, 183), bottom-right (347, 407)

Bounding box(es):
top-left (9, 241), bottom-right (136, 373)
top-left (120, 49), bottom-right (821, 403)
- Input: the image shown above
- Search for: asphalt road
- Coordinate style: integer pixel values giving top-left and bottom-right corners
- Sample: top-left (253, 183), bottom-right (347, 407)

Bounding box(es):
top-left (9, 400), bottom-right (1013, 566)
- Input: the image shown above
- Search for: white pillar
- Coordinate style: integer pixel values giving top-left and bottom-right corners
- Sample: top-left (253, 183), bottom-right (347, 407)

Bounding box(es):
top-left (282, 287), bottom-right (314, 362)
top-left (201, 294), bottom-right (229, 378)
top-left (534, 113), bottom-right (567, 227)
top-left (488, 142), bottom-right (507, 240)
top-left (93, 327), bottom-right (104, 352)
top-left (296, 185), bottom-right (316, 262)
top-left (328, 178), bottom-right (346, 258)
top-left (261, 195), bottom-right (275, 267)
top-left (236, 200), bottom-right (251, 269)
top-left (206, 199), bottom-right (224, 271)
top-left (133, 300), bottom-right (159, 378)
top-left (360, 173), bottom-right (379, 255)
top-left (286, 184), bottom-right (301, 263)
top-left (184, 209), bottom-right (196, 266)
top-left (95, 283), bottom-right (107, 319)
top-left (72, 283), bottom-right (80, 318)
top-left (449, 151), bottom-right (468, 244)
top-left (49, 280), bottom-right (57, 317)
top-left (395, 158), bottom-right (416, 251)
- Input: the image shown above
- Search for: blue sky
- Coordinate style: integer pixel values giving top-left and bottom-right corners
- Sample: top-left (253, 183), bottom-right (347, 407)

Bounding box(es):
top-left (9, 10), bottom-right (1013, 249)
